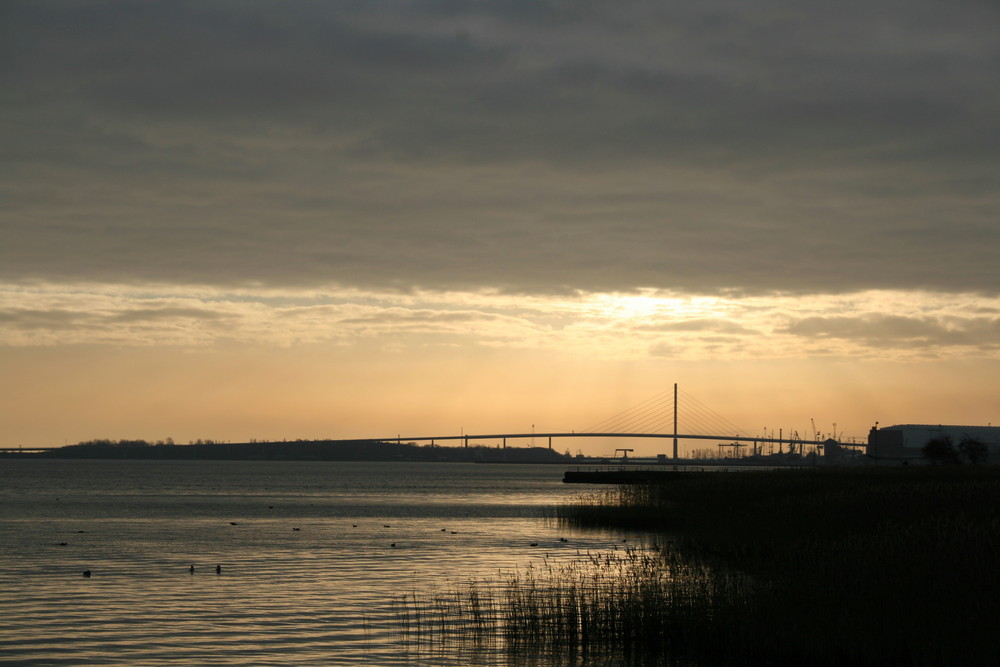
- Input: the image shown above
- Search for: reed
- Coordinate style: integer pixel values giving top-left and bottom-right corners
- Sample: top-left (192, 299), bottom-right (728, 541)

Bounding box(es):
top-left (395, 546), bottom-right (752, 665)
top-left (397, 467), bottom-right (1000, 665)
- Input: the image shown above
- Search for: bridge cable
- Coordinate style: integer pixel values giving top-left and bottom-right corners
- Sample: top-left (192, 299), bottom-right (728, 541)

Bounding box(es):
top-left (583, 390), bottom-right (673, 433)
top-left (678, 388), bottom-right (752, 437)
top-left (583, 387), bottom-right (753, 438)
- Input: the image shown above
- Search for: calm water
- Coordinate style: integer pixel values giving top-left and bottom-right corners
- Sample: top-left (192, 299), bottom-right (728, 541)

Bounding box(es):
top-left (0, 459), bottom-right (633, 665)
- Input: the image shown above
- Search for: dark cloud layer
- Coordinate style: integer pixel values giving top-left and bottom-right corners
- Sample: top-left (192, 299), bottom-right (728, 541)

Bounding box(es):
top-left (2, 0), bottom-right (998, 295)
top-left (782, 314), bottom-right (1000, 349)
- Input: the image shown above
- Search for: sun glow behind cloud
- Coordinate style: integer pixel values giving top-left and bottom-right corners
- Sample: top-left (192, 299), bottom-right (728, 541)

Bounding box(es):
top-left (2, 281), bottom-right (1000, 450)
top-left (3, 283), bottom-right (1000, 362)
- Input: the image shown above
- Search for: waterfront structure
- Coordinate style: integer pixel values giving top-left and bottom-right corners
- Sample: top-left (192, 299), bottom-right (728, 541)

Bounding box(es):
top-left (867, 424), bottom-right (1000, 464)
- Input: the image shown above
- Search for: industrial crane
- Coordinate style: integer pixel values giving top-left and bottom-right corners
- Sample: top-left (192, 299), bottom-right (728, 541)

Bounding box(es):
top-left (614, 448), bottom-right (634, 463)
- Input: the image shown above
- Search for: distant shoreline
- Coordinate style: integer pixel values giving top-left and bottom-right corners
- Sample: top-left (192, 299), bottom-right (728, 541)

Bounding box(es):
top-left (1, 440), bottom-right (833, 469)
top-left (0, 439), bottom-right (574, 463)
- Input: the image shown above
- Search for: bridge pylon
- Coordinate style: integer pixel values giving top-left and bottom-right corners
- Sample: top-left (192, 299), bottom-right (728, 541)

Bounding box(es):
top-left (673, 382), bottom-right (678, 461)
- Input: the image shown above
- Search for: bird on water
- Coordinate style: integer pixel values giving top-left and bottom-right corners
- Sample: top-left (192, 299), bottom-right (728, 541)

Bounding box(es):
top-left (216, 564), bottom-right (222, 575)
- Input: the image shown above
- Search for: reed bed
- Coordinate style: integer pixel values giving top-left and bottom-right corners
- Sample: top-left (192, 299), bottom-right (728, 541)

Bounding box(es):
top-left (395, 546), bottom-right (756, 666)
top-left (397, 467), bottom-right (1000, 665)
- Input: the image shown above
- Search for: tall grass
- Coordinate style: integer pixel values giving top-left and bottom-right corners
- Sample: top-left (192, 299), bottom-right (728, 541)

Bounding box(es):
top-left (396, 467), bottom-right (1000, 665)
top-left (395, 547), bottom-right (755, 666)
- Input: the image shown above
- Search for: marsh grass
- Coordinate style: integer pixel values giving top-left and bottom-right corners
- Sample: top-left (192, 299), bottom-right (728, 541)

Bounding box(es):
top-left (395, 546), bottom-right (755, 666)
top-left (397, 467), bottom-right (1000, 665)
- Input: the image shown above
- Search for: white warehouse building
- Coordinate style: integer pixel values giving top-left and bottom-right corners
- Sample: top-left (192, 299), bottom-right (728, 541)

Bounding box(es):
top-left (866, 424), bottom-right (1000, 464)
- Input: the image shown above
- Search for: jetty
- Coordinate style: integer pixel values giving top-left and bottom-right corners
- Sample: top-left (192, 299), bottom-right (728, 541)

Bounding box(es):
top-left (563, 467), bottom-right (705, 484)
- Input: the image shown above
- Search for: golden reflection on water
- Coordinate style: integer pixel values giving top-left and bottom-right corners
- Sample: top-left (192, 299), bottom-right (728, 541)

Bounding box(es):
top-left (0, 460), bottom-right (645, 666)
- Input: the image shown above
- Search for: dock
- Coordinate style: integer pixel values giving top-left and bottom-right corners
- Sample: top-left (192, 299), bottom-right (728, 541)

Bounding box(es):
top-left (563, 467), bottom-right (703, 483)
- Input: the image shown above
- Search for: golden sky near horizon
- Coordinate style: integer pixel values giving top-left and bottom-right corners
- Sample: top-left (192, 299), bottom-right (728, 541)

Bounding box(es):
top-left (2, 2), bottom-right (999, 454)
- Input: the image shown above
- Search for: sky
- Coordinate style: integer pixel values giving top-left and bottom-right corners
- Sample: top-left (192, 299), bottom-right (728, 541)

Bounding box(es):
top-left (2, 0), bottom-right (999, 455)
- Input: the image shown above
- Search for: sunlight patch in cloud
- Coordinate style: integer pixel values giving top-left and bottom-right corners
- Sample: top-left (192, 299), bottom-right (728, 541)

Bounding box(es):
top-left (2, 283), bottom-right (1000, 362)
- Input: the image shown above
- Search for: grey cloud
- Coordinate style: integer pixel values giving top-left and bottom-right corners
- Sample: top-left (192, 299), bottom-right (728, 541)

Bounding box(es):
top-left (1, 1), bottom-right (998, 296)
top-left (337, 310), bottom-right (502, 326)
top-left (781, 315), bottom-right (1000, 348)
top-left (0, 308), bottom-right (93, 331)
top-left (637, 319), bottom-right (757, 335)
top-left (784, 315), bottom-right (942, 340)
top-left (0, 304), bottom-right (235, 331)
top-left (648, 342), bottom-right (681, 358)
top-left (109, 307), bottom-right (235, 324)
top-left (5, 1), bottom-right (995, 162)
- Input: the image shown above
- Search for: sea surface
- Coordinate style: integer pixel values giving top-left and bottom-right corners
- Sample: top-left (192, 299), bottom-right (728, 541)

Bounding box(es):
top-left (0, 459), bottom-right (636, 666)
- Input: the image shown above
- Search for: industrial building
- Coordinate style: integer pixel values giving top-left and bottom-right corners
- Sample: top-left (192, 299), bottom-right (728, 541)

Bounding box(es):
top-left (866, 424), bottom-right (1000, 464)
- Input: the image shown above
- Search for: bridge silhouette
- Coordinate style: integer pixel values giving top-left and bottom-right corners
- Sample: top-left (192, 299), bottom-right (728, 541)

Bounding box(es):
top-left (5, 385), bottom-right (855, 457)
top-left (378, 385), bottom-right (853, 459)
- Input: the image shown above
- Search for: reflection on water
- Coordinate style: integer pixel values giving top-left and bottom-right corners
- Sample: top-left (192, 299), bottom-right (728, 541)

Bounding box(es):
top-left (0, 459), bottom-right (645, 665)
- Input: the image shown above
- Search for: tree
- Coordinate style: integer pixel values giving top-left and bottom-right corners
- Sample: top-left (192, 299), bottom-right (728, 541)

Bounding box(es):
top-left (959, 437), bottom-right (989, 465)
top-left (922, 436), bottom-right (960, 465)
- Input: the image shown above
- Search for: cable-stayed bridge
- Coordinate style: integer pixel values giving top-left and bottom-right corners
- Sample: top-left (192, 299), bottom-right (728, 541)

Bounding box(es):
top-left (379, 385), bottom-right (853, 460)
top-left (5, 386), bottom-right (854, 457)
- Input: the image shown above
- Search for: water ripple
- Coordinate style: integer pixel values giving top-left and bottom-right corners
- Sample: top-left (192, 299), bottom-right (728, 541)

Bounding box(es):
top-left (0, 461), bottom-right (633, 665)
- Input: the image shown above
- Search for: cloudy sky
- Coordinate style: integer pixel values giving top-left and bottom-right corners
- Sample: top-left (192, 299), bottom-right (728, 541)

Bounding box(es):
top-left (2, 0), bottom-right (999, 453)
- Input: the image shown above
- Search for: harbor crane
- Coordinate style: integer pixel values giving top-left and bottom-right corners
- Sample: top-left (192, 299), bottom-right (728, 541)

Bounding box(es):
top-left (614, 448), bottom-right (634, 462)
